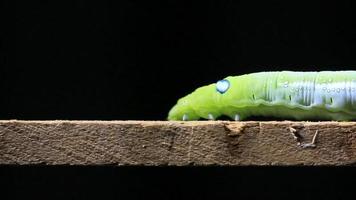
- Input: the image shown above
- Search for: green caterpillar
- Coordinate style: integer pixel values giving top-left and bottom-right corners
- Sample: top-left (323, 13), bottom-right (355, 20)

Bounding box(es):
top-left (168, 71), bottom-right (356, 121)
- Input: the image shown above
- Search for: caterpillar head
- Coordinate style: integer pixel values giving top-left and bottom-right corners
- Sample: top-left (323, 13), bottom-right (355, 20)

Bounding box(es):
top-left (168, 79), bottom-right (232, 121)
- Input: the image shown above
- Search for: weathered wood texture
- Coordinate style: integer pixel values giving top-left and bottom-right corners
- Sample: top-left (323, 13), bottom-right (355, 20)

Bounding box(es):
top-left (1, 120), bottom-right (356, 166)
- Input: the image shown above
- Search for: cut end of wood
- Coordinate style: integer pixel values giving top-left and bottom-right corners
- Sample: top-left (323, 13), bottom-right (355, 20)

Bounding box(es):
top-left (1, 120), bottom-right (356, 166)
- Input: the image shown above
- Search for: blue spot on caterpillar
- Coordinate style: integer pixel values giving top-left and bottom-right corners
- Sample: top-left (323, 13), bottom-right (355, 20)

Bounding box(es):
top-left (216, 79), bottom-right (230, 94)
top-left (168, 71), bottom-right (356, 121)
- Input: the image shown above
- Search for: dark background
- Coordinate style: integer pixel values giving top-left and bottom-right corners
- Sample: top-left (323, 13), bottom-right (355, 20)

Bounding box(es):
top-left (2, 0), bottom-right (356, 199)
top-left (6, 0), bottom-right (356, 120)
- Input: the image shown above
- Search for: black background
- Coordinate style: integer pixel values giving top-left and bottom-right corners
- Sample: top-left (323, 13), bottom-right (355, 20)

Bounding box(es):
top-left (3, 0), bottom-right (356, 199)
top-left (6, 0), bottom-right (356, 120)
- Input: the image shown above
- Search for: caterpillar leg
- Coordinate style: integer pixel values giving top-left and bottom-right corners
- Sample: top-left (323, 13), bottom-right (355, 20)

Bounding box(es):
top-left (208, 113), bottom-right (215, 120)
top-left (234, 114), bottom-right (241, 121)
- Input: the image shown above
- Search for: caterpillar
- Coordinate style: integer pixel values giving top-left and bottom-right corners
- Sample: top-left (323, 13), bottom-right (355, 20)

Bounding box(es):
top-left (167, 71), bottom-right (356, 121)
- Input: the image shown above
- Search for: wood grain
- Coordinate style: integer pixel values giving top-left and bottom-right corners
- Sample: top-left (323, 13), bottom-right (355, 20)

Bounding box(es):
top-left (1, 120), bottom-right (356, 166)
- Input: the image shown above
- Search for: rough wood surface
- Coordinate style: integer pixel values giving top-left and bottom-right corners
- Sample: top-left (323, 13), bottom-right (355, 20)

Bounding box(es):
top-left (1, 120), bottom-right (356, 166)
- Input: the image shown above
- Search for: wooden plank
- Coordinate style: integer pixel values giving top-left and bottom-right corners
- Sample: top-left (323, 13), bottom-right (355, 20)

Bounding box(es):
top-left (0, 120), bottom-right (356, 166)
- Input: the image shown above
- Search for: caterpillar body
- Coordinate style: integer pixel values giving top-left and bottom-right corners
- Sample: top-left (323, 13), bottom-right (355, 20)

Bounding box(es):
top-left (168, 71), bottom-right (356, 121)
